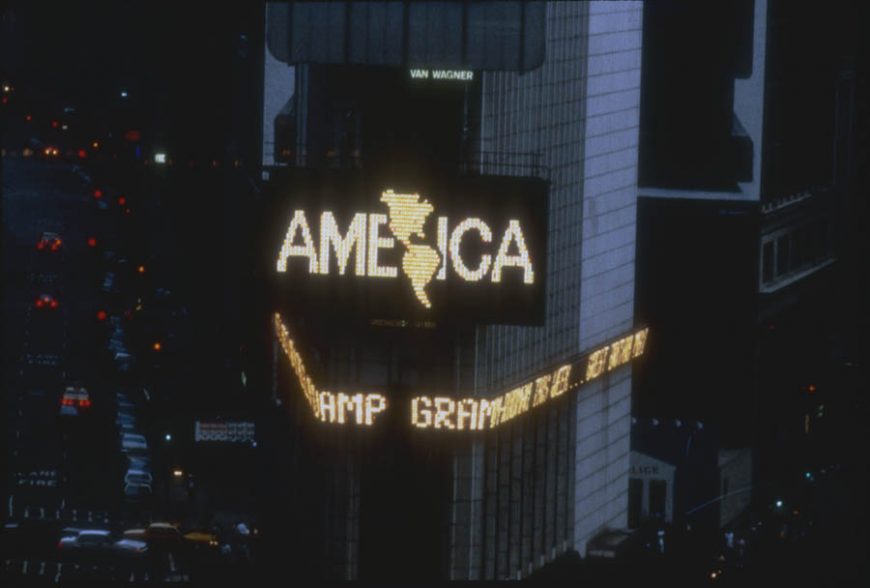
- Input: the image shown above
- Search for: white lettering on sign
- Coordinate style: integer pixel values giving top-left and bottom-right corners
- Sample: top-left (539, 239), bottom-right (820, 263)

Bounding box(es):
top-left (410, 69), bottom-right (474, 81)
top-left (275, 190), bottom-right (536, 308)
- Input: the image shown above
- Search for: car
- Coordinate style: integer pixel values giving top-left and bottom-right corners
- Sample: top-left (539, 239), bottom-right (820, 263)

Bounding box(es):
top-left (123, 482), bottom-right (152, 502)
top-left (124, 469), bottom-right (153, 485)
top-left (121, 434), bottom-right (148, 453)
top-left (59, 386), bottom-right (91, 416)
top-left (113, 538), bottom-right (148, 557)
top-left (36, 231), bottom-right (62, 252)
top-left (122, 522), bottom-right (182, 546)
top-left (124, 455), bottom-right (152, 473)
top-left (183, 529), bottom-right (220, 551)
top-left (34, 293), bottom-right (59, 310)
top-left (57, 529), bottom-right (114, 561)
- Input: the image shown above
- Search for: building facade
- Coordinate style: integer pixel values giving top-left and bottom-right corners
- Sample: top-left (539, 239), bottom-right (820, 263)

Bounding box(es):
top-left (260, 1), bottom-right (645, 580)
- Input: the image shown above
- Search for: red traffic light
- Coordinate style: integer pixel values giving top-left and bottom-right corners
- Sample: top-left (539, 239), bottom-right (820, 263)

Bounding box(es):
top-left (87, 237), bottom-right (97, 247)
top-left (96, 310), bottom-right (107, 321)
top-left (77, 149), bottom-right (87, 159)
top-left (93, 189), bottom-right (103, 199)
top-left (118, 196), bottom-right (126, 206)
top-left (50, 120), bottom-right (59, 129)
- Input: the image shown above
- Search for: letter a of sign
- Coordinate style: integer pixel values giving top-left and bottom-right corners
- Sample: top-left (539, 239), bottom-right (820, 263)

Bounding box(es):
top-left (277, 210), bottom-right (319, 274)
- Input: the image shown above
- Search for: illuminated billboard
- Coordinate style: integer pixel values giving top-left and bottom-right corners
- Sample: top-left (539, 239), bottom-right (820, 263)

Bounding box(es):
top-left (275, 312), bottom-right (648, 432)
top-left (265, 168), bottom-right (548, 325)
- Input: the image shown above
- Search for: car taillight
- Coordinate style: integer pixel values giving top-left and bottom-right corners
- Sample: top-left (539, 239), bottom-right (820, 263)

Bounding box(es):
top-left (97, 310), bottom-right (107, 321)
top-left (35, 299), bottom-right (44, 308)
top-left (93, 189), bottom-right (103, 199)
top-left (36, 241), bottom-right (45, 250)
top-left (87, 237), bottom-right (97, 247)
top-left (118, 196), bottom-right (126, 206)
top-left (49, 299), bottom-right (58, 309)
top-left (79, 398), bottom-right (91, 408)
top-left (61, 397), bottom-right (73, 406)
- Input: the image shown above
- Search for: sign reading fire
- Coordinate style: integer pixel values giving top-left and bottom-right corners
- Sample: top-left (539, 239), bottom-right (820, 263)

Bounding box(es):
top-left (266, 169), bottom-right (548, 325)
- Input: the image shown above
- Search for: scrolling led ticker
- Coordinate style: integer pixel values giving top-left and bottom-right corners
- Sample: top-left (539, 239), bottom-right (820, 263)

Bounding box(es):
top-left (274, 312), bottom-right (647, 431)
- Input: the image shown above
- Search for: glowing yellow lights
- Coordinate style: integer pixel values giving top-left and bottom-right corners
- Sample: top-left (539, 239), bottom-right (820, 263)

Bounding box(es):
top-left (380, 189), bottom-right (440, 308)
top-left (172, 469), bottom-right (184, 477)
top-left (277, 210), bottom-right (319, 273)
top-left (366, 213), bottom-right (398, 278)
top-left (411, 364), bottom-right (571, 431)
top-left (319, 212), bottom-right (367, 275)
top-left (274, 313), bottom-right (322, 419)
top-left (409, 327), bottom-right (649, 432)
top-left (491, 220), bottom-right (534, 284)
top-left (319, 392), bottom-right (388, 426)
top-left (274, 313), bottom-right (387, 426)
top-left (449, 218), bottom-right (492, 281)
top-left (275, 317), bottom-right (648, 431)
top-left (275, 192), bottom-right (538, 308)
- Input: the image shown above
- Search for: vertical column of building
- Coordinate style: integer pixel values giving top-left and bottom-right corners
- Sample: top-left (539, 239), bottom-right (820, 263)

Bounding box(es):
top-left (573, 0), bottom-right (643, 554)
top-left (468, 1), bottom-right (591, 580)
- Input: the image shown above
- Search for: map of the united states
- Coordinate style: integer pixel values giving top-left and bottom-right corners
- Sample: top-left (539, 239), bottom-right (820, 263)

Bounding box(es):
top-left (380, 190), bottom-right (440, 308)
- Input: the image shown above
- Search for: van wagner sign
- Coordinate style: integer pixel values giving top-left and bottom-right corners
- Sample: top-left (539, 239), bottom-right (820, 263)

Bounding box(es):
top-left (266, 169), bottom-right (548, 324)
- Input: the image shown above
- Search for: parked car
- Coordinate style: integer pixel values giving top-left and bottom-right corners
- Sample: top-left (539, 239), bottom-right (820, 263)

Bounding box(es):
top-left (183, 529), bottom-right (220, 551)
top-left (113, 538), bottom-right (148, 558)
top-left (124, 469), bottom-right (153, 485)
top-left (36, 231), bottom-right (62, 253)
top-left (34, 293), bottom-right (59, 310)
top-left (123, 482), bottom-right (152, 502)
top-left (122, 522), bottom-right (182, 547)
top-left (59, 386), bottom-right (91, 417)
top-left (57, 529), bottom-right (114, 561)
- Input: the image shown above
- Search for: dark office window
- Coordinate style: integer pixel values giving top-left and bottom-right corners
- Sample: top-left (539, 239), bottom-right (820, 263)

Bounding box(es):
top-left (649, 480), bottom-right (667, 520)
top-left (628, 478), bottom-right (643, 529)
top-left (762, 241), bottom-right (774, 283)
top-left (776, 235), bottom-right (790, 276)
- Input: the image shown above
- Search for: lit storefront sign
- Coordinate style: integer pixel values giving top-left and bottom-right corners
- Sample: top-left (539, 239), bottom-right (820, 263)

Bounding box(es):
top-left (275, 312), bottom-right (647, 431)
top-left (266, 170), bottom-right (548, 325)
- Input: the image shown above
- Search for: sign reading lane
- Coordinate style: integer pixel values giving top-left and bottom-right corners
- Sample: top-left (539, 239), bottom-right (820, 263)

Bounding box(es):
top-left (266, 169), bottom-right (548, 324)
